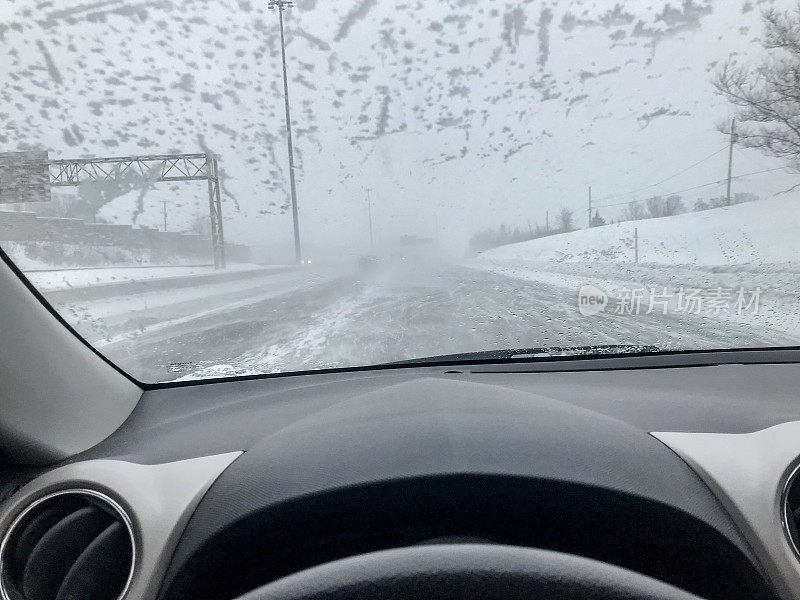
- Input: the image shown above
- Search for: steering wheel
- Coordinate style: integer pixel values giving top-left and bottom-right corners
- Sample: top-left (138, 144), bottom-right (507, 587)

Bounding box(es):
top-left (233, 544), bottom-right (703, 600)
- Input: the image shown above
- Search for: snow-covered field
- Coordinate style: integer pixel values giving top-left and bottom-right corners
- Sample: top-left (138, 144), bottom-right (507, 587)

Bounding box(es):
top-left (471, 198), bottom-right (800, 339)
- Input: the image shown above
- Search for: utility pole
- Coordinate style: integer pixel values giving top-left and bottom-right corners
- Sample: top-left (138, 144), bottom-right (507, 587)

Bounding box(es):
top-left (546, 210), bottom-right (549, 233)
top-left (161, 200), bottom-right (168, 232)
top-left (634, 227), bottom-right (639, 263)
top-left (726, 117), bottom-right (736, 206)
top-left (269, 0), bottom-right (301, 263)
top-left (588, 186), bottom-right (592, 228)
top-left (366, 188), bottom-right (374, 247)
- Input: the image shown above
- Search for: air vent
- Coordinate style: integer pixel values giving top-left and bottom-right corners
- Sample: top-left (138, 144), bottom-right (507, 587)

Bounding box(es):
top-left (784, 464), bottom-right (800, 560)
top-left (0, 490), bottom-right (134, 600)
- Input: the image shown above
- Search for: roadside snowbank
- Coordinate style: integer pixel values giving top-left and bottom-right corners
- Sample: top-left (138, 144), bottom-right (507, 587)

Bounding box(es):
top-left (24, 263), bottom-right (264, 292)
top-left (470, 197), bottom-right (800, 342)
top-left (479, 196), bottom-right (800, 266)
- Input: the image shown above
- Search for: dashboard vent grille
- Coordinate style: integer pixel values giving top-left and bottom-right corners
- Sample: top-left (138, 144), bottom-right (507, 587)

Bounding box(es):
top-left (0, 490), bottom-right (134, 600)
top-left (785, 464), bottom-right (800, 560)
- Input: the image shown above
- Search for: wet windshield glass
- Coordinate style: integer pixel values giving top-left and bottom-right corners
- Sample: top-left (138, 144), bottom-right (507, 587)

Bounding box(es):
top-left (1, 1), bottom-right (799, 382)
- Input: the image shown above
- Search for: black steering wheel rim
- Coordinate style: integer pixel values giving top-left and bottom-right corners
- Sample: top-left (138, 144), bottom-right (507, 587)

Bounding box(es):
top-left (234, 543), bottom-right (704, 600)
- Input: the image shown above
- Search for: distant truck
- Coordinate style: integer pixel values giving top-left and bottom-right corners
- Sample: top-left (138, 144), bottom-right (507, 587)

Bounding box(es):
top-left (400, 234), bottom-right (433, 247)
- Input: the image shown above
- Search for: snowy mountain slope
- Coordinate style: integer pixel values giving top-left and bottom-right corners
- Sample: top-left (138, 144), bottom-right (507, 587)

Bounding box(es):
top-left (0, 0), bottom-right (795, 249)
top-left (478, 195), bottom-right (800, 265)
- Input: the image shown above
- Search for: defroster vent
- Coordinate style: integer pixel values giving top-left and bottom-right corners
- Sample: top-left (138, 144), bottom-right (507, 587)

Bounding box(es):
top-left (0, 490), bottom-right (134, 600)
top-left (784, 463), bottom-right (800, 561)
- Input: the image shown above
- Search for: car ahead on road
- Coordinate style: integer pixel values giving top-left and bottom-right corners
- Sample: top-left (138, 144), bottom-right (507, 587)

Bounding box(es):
top-left (358, 254), bottom-right (381, 270)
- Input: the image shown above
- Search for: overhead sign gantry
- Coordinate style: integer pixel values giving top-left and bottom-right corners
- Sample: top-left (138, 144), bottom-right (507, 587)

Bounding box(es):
top-left (0, 151), bottom-right (226, 269)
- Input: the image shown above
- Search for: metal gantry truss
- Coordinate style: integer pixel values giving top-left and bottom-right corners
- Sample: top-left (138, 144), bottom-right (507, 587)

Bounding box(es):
top-left (49, 153), bottom-right (226, 268)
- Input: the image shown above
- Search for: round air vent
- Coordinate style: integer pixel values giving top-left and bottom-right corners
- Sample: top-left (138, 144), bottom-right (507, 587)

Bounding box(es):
top-left (0, 490), bottom-right (134, 600)
top-left (783, 463), bottom-right (800, 560)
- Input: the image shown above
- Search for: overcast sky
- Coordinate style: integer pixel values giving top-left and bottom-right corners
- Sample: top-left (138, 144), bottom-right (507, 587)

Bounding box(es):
top-left (1, 0), bottom-right (796, 254)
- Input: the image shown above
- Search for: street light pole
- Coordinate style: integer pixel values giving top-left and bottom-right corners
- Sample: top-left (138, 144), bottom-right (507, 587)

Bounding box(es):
top-left (366, 188), bottom-right (373, 247)
top-left (269, 0), bottom-right (301, 263)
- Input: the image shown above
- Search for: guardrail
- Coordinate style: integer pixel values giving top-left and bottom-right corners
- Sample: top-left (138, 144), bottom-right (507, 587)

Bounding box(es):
top-left (40, 265), bottom-right (297, 303)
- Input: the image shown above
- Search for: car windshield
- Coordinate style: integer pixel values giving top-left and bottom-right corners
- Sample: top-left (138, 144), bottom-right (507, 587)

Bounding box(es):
top-left (2, 1), bottom-right (800, 383)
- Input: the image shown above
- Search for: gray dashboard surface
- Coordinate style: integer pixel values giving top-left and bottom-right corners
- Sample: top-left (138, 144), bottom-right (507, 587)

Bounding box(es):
top-left (75, 362), bottom-right (800, 466)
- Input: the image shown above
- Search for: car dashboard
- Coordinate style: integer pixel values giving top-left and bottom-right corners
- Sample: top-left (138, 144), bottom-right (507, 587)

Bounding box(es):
top-left (2, 360), bottom-right (800, 600)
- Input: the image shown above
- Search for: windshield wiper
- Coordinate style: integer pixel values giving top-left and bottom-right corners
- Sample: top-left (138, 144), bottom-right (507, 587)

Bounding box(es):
top-left (384, 344), bottom-right (660, 366)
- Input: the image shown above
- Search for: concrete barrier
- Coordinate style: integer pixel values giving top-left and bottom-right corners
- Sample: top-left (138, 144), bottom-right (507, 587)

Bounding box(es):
top-left (0, 210), bottom-right (249, 264)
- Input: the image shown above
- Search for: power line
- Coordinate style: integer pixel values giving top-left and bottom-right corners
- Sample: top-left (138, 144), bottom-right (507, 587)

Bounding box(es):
top-left (596, 145), bottom-right (729, 204)
top-left (594, 166), bottom-right (789, 210)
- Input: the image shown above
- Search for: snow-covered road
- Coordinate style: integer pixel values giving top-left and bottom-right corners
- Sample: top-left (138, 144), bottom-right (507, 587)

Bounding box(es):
top-left (41, 257), bottom-right (800, 383)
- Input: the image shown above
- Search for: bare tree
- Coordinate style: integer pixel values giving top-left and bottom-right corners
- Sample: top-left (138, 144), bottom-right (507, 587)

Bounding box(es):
top-left (714, 6), bottom-right (800, 167)
top-left (646, 195), bottom-right (685, 218)
top-left (621, 200), bottom-right (645, 221)
top-left (556, 206), bottom-right (574, 232)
